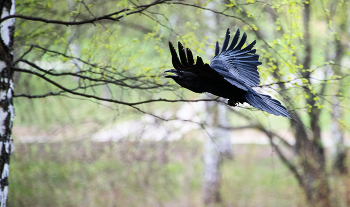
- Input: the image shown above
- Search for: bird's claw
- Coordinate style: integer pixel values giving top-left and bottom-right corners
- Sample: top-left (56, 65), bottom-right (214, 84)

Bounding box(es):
top-left (228, 99), bottom-right (240, 107)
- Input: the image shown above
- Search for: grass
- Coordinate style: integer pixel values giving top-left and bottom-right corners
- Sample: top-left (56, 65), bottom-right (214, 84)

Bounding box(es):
top-left (9, 140), bottom-right (309, 207)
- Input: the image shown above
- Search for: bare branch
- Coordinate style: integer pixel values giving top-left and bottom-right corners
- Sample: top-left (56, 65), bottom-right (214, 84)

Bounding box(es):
top-left (15, 67), bottom-right (222, 106)
top-left (0, 0), bottom-right (168, 25)
top-left (262, 129), bottom-right (304, 189)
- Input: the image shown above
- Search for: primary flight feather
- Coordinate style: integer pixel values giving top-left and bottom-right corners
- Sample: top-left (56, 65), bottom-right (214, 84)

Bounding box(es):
top-left (165, 28), bottom-right (291, 118)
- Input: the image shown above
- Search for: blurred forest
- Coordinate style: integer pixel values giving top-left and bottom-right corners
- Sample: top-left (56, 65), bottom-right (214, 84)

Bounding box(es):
top-left (3, 0), bottom-right (350, 206)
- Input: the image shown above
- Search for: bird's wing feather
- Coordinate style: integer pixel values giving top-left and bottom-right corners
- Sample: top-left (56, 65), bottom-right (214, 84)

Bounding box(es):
top-left (245, 88), bottom-right (291, 118)
top-left (169, 42), bottom-right (183, 70)
top-left (169, 41), bottom-right (248, 90)
top-left (210, 28), bottom-right (262, 87)
top-left (169, 41), bottom-right (224, 81)
top-left (207, 64), bottom-right (249, 91)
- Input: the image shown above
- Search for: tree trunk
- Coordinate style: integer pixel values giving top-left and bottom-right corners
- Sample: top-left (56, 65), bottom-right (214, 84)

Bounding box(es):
top-left (0, 0), bottom-right (15, 206)
top-left (67, 0), bottom-right (82, 81)
top-left (203, 101), bottom-right (232, 205)
top-left (203, 134), bottom-right (222, 205)
top-left (300, 2), bottom-right (330, 206)
top-left (301, 160), bottom-right (330, 207)
top-left (215, 104), bottom-right (233, 159)
top-left (330, 23), bottom-right (347, 174)
top-left (331, 95), bottom-right (347, 174)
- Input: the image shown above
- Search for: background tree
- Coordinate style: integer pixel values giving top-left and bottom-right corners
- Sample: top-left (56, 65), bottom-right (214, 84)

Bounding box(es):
top-left (1, 0), bottom-right (349, 206)
top-left (212, 0), bottom-right (350, 206)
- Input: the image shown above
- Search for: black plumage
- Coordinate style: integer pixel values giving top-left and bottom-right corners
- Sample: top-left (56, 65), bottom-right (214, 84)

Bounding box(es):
top-left (165, 28), bottom-right (291, 118)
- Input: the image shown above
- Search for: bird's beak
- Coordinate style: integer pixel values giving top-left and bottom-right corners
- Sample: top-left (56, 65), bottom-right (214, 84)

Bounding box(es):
top-left (164, 69), bottom-right (179, 78)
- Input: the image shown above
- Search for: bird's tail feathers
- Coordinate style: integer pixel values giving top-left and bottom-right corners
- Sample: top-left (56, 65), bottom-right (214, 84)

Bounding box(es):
top-left (244, 88), bottom-right (291, 118)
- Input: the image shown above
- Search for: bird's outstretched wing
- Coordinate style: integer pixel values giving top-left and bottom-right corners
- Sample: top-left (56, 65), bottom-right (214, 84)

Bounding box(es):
top-left (169, 41), bottom-right (223, 81)
top-left (210, 28), bottom-right (262, 88)
top-left (245, 88), bottom-right (291, 118)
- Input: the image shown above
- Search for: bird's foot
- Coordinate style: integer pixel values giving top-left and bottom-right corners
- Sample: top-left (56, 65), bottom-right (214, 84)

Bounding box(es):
top-left (227, 99), bottom-right (242, 107)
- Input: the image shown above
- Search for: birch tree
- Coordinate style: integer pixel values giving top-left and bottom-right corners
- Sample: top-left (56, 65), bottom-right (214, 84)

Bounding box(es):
top-left (203, 101), bottom-right (232, 205)
top-left (0, 0), bottom-right (15, 206)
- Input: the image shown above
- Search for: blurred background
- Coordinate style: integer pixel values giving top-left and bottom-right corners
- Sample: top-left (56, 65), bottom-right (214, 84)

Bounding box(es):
top-left (10, 0), bottom-right (350, 206)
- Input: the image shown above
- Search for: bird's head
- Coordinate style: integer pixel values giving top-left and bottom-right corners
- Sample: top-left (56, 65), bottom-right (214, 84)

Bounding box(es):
top-left (164, 69), bottom-right (204, 93)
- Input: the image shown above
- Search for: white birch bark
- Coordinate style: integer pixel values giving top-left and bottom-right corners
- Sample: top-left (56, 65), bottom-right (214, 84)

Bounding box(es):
top-left (0, 0), bottom-right (15, 206)
top-left (203, 101), bottom-right (221, 205)
top-left (67, 0), bottom-right (82, 80)
top-left (203, 101), bottom-right (232, 205)
top-left (215, 104), bottom-right (233, 158)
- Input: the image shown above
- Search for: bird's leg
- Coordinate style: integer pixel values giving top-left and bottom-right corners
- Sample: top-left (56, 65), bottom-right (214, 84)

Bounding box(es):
top-left (228, 99), bottom-right (239, 107)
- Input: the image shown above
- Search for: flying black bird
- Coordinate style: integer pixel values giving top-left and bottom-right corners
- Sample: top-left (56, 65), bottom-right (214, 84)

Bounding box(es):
top-left (165, 28), bottom-right (291, 118)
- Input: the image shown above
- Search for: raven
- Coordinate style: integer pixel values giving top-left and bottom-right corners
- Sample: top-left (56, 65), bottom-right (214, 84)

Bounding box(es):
top-left (165, 28), bottom-right (291, 118)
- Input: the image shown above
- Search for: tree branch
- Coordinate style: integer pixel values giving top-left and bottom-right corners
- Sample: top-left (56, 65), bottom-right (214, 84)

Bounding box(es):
top-left (262, 128), bottom-right (304, 189)
top-left (0, 0), bottom-right (168, 25)
top-left (14, 67), bottom-right (223, 106)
